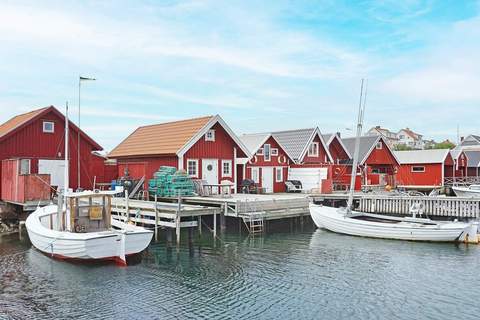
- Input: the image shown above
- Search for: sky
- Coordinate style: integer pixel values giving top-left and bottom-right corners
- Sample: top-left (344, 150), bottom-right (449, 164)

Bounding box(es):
top-left (0, 0), bottom-right (479, 151)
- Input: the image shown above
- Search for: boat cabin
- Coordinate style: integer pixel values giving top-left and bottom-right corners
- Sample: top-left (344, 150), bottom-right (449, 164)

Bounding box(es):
top-left (66, 192), bottom-right (112, 233)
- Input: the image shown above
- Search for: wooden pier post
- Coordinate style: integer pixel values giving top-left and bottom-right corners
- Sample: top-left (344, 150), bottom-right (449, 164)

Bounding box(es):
top-left (221, 204), bottom-right (227, 231)
top-left (213, 211), bottom-right (217, 238)
top-left (198, 216), bottom-right (202, 237)
top-left (176, 194), bottom-right (182, 246)
top-left (154, 194), bottom-right (159, 242)
top-left (125, 190), bottom-right (130, 222)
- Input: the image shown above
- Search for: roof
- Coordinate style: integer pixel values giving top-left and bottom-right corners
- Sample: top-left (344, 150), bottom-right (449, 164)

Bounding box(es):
top-left (464, 151), bottom-right (480, 167)
top-left (393, 149), bottom-right (451, 164)
top-left (399, 128), bottom-right (422, 140)
top-left (240, 133), bottom-right (271, 155)
top-left (322, 133), bottom-right (352, 159)
top-left (342, 135), bottom-right (390, 165)
top-left (450, 149), bottom-right (464, 160)
top-left (109, 115), bottom-right (251, 158)
top-left (272, 127), bottom-right (332, 163)
top-left (0, 107), bottom-right (49, 139)
top-left (0, 106), bottom-right (102, 150)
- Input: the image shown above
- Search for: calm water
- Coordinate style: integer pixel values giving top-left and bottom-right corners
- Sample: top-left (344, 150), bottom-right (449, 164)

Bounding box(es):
top-left (1, 221), bottom-right (480, 320)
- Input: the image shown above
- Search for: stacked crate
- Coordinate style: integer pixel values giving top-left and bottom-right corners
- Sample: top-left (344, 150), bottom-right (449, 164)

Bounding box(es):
top-left (148, 166), bottom-right (195, 197)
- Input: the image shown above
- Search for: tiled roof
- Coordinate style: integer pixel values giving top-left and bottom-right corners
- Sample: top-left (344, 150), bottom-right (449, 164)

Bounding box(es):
top-left (393, 149), bottom-right (450, 164)
top-left (109, 116), bottom-right (214, 157)
top-left (272, 128), bottom-right (316, 161)
top-left (0, 107), bottom-right (49, 139)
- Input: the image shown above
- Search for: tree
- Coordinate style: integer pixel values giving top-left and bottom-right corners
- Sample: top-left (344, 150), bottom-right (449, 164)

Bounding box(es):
top-left (394, 144), bottom-right (414, 151)
top-left (425, 140), bottom-right (456, 150)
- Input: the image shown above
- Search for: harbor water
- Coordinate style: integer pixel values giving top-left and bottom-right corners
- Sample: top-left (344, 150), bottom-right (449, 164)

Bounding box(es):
top-left (1, 221), bottom-right (480, 320)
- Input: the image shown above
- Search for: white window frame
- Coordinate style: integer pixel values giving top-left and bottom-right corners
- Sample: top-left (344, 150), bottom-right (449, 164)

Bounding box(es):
top-left (43, 121), bottom-right (54, 133)
top-left (275, 167), bottom-right (283, 182)
top-left (187, 159), bottom-right (199, 178)
top-left (257, 148), bottom-right (264, 156)
top-left (19, 159), bottom-right (31, 175)
top-left (271, 148), bottom-right (278, 156)
top-left (376, 142), bottom-right (383, 149)
top-left (251, 167), bottom-right (259, 183)
top-left (264, 144), bottom-right (271, 162)
top-left (308, 142), bottom-right (319, 157)
top-left (221, 160), bottom-right (232, 178)
top-left (411, 166), bottom-right (425, 173)
top-left (205, 129), bottom-right (215, 142)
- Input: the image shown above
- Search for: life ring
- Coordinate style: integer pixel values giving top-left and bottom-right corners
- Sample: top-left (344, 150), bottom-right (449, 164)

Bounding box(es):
top-left (334, 167), bottom-right (341, 175)
top-left (278, 155), bottom-right (286, 164)
top-left (249, 155), bottom-right (258, 164)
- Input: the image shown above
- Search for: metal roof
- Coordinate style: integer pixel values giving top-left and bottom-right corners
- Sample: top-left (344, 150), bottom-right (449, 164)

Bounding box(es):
top-left (393, 149), bottom-right (451, 164)
top-left (465, 151), bottom-right (480, 167)
top-left (342, 135), bottom-right (382, 164)
top-left (239, 133), bottom-right (271, 155)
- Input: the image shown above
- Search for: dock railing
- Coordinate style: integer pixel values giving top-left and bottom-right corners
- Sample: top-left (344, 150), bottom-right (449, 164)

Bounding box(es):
top-left (444, 176), bottom-right (480, 187)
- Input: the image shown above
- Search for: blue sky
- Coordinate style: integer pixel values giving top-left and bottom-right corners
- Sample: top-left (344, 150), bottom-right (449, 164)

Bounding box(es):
top-left (0, 0), bottom-right (479, 150)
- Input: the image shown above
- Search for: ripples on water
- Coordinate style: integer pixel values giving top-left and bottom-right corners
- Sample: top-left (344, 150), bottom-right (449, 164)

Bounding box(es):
top-left (1, 220), bottom-right (479, 320)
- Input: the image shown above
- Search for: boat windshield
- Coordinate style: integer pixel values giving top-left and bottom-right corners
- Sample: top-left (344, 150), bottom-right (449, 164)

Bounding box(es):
top-left (470, 185), bottom-right (480, 190)
top-left (67, 194), bottom-right (112, 233)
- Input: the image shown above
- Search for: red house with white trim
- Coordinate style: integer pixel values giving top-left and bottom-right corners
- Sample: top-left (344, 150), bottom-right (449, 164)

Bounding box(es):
top-left (108, 115), bottom-right (250, 191)
top-left (322, 133), bottom-right (351, 164)
top-left (0, 106), bottom-right (110, 203)
top-left (239, 133), bottom-right (294, 193)
top-left (394, 149), bottom-right (454, 189)
top-left (450, 149), bottom-right (468, 177)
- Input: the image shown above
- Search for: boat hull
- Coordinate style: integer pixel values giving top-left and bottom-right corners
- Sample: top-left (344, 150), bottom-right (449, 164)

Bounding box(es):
top-left (309, 204), bottom-right (471, 242)
top-left (452, 187), bottom-right (480, 198)
top-left (26, 205), bottom-right (153, 264)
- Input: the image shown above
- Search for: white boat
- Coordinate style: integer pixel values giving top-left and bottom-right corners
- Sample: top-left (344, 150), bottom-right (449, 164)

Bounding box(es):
top-left (25, 103), bottom-right (152, 266)
top-left (310, 204), bottom-right (475, 242)
top-left (26, 190), bottom-right (153, 265)
top-left (309, 79), bottom-right (477, 243)
top-left (452, 185), bottom-right (480, 198)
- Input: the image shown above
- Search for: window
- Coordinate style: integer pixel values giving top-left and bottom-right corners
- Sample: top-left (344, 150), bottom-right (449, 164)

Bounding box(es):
top-left (187, 159), bottom-right (198, 177)
top-left (19, 159), bottom-right (31, 175)
top-left (308, 142), bottom-right (319, 157)
top-left (205, 129), bottom-right (215, 142)
top-left (399, 135), bottom-right (405, 139)
top-left (256, 148), bottom-right (264, 156)
top-left (411, 166), bottom-right (425, 173)
top-left (222, 160), bottom-right (232, 177)
top-left (376, 142), bottom-right (382, 149)
top-left (275, 167), bottom-right (283, 182)
top-left (264, 144), bottom-right (271, 161)
top-left (251, 167), bottom-right (259, 183)
top-left (43, 121), bottom-right (54, 133)
top-left (271, 148), bottom-right (278, 156)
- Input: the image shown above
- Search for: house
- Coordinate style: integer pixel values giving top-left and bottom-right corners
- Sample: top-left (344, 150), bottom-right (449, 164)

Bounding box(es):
top-left (394, 149), bottom-right (454, 189)
top-left (397, 128), bottom-right (424, 149)
top-left (272, 127), bottom-right (333, 166)
top-left (0, 106), bottom-right (110, 203)
top-left (108, 115), bottom-right (250, 192)
top-left (464, 151), bottom-right (480, 176)
top-left (238, 133), bottom-right (294, 193)
top-left (458, 135), bottom-right (480, 151)
top-left (366, 126), bottom-right (399, 147)
top-left (342, 135), bottom-right (400, 188)
top-left (450, 149), bottom-right (468, 177)
top-left (321, 133), bottom-right (351, 163)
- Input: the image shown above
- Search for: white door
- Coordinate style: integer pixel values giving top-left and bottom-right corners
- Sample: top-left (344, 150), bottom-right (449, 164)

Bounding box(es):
top-left (202, 159), bottom-right (218, 185)
top-left (261, 167), bottom-right (274, 193)
top-left (38, 159), bottom-right (68, 190)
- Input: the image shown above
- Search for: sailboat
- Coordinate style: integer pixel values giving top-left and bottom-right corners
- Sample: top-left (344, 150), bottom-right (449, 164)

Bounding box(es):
top-left (26, 103), bottom-right (153, 265)
top-left (309, 80), bottom-right (477, 242)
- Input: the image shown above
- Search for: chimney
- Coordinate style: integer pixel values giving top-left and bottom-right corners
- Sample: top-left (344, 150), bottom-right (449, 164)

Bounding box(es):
top-left (336, 131), bottom-right (341, 138)
top-left (375, 125), bottom-right (380, 129)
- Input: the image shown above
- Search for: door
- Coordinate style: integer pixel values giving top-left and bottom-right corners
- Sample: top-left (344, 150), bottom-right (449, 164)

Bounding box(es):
top-left (202, 159), bottom-right (218, 185)
top-left (261, 167), bottom-right (274, 193)
top-left (38, 159), bottom-right (68, 190)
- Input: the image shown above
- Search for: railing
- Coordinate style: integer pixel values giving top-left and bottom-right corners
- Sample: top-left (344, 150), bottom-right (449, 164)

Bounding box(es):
top-left (444, 176), bottom-right (480, 186)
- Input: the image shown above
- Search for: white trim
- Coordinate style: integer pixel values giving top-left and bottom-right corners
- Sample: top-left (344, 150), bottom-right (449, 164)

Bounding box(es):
top-left (257, 148), bottom-right (264, 156)
top-left (251, 167), bottom-right (259, 183)
top-left (43, 121), bottom-right (55, 133)
top-left (308, 142), bottom-right (319, 157)
top-left (411, 165), bottom-right (425, 173)
top-left (19, 158), bottom-right (31, 175)
top-left (275, 167), bottom-right (283, 182)
top-left (297, 127), bottom-right (334, 164)
top-left (186, 159), bottom-right (199, 178)
top-left (178, 155), bottom-right (184, 170)
top-left (271, 148), bottom-right (278, 156)
top-left (177, 115), bottom-right (251, 158)
top-left (205, 129), bottom-right (215, 142)
top-left (221, 159), bottom-right (232, 178)
top-left (264, 144), bottom-right (271, 162)
top-left (244, 133), bottom-right (296, 165)
top-left (360, 136), bottom-right (401, 166)
top-left (325, 133), bottom-right (352, 159)
top-left (233, 148), bottom-right (237, 194)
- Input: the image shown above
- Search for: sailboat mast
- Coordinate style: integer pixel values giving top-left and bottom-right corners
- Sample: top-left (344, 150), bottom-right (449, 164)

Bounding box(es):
top-left (64, 102), bottom-right (70, 231)
top-left (347, 79), bottom-right (367, 211)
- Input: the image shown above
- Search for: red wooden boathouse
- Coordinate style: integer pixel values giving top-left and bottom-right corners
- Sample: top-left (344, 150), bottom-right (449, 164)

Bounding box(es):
top-left (394, 149), bottom-right (455, 189)
top-left (108, 115), bottom-right (250, 191)
top-left (0, 106), bottom-right (111, 203)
